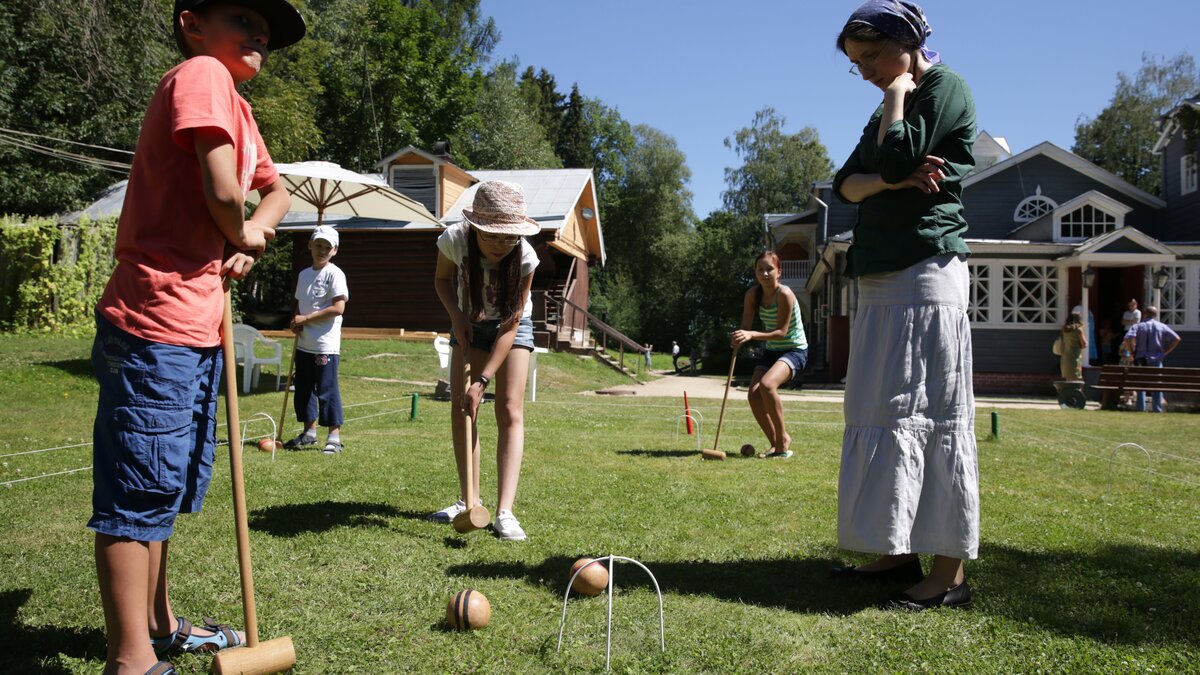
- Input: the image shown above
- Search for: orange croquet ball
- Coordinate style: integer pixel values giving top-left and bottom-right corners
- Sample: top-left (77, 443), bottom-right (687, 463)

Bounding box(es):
top-left (446, 590), bottom-right (490, 631)
top-left (258, 438), bottom-right (278, 452)
top-left (570, 557), bottom-right (609, 596)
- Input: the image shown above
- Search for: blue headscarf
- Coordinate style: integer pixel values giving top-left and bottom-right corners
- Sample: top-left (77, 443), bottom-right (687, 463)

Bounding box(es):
top-left (845, 0), bottom-right (941, 65)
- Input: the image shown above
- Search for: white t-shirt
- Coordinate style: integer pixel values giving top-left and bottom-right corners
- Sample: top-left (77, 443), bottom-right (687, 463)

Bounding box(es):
top-left (295, 263), bottom-right (349, 354)
top-left (1122, 309), bottom-right (1141, 329)
top-left (436, 223), bottom-right (539, 320)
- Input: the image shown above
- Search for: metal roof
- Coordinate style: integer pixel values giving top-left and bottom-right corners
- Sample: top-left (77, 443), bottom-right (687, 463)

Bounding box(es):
top-left (442, 169), bottom-right (594, 225)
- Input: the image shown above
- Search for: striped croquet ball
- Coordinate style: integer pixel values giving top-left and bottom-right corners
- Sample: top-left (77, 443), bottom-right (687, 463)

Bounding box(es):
top-left (446, 589), bottom-right (490, 630)
top-left (570, 558), bottom-right (609, 596)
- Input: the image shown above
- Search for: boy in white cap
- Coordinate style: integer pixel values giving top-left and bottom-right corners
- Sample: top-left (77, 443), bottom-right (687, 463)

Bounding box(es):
top-left (285, 225), bottom-right (350, 453)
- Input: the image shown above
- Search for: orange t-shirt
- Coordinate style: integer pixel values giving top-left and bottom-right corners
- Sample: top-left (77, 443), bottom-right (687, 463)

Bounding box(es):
top-left (98, 56), bottom-right (278, 347)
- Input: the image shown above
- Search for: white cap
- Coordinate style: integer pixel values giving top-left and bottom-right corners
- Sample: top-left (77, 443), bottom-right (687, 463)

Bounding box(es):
top-left (311, 225), bottom-right (339, 248)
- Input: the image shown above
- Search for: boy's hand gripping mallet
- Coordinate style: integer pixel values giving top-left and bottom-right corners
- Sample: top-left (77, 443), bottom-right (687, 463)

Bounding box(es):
top-left (214, 289), bottom-right (297, 675)
top-left (453, 364), bottom-right (491, 533)
top-left (701, 353), bottom-right (738, 461)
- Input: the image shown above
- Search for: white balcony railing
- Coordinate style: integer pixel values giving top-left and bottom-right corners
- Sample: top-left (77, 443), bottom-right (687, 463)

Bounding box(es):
top-left (780, 259), bottom-right (812, 283)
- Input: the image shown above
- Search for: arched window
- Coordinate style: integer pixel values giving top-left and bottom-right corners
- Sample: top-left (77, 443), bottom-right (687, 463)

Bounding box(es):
top-left (1013, 186), bottom-right (1056, 223)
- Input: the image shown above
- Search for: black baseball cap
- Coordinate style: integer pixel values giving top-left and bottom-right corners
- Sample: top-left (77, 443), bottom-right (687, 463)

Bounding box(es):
top-left (174, 0), bottom-right (307, 51)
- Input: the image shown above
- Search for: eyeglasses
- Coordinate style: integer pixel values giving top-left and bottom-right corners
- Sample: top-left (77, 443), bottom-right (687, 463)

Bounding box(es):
top-left (478, 231), bottom-right (520, 247)
top-left (848, 40), bottom-right (895, 77)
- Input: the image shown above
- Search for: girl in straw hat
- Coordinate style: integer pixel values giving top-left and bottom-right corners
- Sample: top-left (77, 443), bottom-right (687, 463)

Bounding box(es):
top-left (428, 181), bottom-right (541, 541)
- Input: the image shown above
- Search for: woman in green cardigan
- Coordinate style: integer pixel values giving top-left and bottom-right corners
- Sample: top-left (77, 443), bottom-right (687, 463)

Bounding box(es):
top-left (828, 0), bottom-right (979, 611)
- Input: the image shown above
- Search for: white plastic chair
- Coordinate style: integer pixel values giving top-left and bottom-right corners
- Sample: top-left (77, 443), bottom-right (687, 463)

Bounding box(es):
top-left (232, 324), bottom-right (283, 394)
top-left (433, 336), bottom-right (451, 382)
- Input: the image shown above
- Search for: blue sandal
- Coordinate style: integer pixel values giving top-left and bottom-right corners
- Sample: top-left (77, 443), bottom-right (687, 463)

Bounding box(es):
top-left (145, 662), bottom-right (175, 675)
top-left (151, 616), bottom-right (244, 657)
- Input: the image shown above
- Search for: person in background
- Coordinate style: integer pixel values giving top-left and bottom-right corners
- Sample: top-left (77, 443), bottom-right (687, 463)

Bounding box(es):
top-left (1122, 306), bottom-right (1181, 413)
top-left (1059, 311), bottom-right (1088, 380)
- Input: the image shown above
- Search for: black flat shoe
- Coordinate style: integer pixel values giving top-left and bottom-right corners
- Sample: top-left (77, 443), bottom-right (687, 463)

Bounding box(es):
top-left (884, 581), bottom-right (973, 611)
top-left (830, 557), bottom-right (923, 583)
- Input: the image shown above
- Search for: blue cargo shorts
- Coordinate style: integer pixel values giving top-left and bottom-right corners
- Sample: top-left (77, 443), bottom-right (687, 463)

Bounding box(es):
top-left (89, 312), bottom-right (222, 541)
top-left (756, 347), bottom-right (808, 384)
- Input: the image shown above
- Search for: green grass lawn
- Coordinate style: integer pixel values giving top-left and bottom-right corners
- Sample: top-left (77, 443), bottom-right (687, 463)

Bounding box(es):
top-left (1, 333), bottom-right (1198, 673)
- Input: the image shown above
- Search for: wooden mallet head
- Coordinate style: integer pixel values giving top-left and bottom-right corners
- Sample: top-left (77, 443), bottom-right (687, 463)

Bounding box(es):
top-left (701, 448), bottom-right (727, 461)
top-left (212, 636), bottom-right (296, 675)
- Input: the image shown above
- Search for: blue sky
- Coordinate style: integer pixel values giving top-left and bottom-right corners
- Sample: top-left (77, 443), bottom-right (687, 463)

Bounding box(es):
top-left (480, 0), bottom-right (1199, 218)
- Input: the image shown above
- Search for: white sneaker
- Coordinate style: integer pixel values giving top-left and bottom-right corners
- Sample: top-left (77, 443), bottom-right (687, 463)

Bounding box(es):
top-left (427, 500), bottom-right (466, 523)
top-left (493, 510), bottom-right (527, 541)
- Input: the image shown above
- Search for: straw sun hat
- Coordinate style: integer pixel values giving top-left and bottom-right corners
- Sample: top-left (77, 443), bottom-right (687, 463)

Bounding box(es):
top-left (461, 181), bottom-right (540, 237)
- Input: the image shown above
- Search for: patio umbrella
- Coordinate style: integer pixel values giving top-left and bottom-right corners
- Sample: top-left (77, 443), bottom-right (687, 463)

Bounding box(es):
top-left (248, 160), bottom-right (440, 226)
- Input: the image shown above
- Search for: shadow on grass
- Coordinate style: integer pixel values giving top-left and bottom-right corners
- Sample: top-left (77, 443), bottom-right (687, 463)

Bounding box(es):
top-left (616, 449), bottom-right (701, 458)
top-left (38, 359), bottom-right (94, 380)
top-left (0, 588), bottom-right (105, 673)
top-left (449, 543), bottom-right (1200, 645)
top-left (447, 555), bottom-right (879, 615)
top-left (249, 500), bottom-right (427, 537)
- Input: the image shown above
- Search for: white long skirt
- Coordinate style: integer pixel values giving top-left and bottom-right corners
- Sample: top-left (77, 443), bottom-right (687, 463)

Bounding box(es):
top-left (838, 254), bottom-right (979, 559)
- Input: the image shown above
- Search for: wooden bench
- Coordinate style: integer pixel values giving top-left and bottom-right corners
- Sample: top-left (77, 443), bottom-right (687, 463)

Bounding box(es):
top-left (1090, 365), bottom-right (1200, 410)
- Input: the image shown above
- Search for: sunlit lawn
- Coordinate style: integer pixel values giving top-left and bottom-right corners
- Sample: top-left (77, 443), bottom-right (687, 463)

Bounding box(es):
top-left (1, 333), bottom-right (1197, 673)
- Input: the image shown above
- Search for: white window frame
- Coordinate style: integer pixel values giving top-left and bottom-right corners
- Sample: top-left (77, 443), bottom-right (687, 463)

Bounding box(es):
top-left (1013, 187), bottom-right (1057, 223)
top-left (1182, 153), bottom-right (1198, 196)
top-left (1055, 203), bottom-right (1120, 243)
top-left (968, 260), bottom-right (1065, 329)
top-left (389, 165), bottom-right (439, 215)
top-left (968, 262), bottom-right (992, 323)
top-left (1158, 264), bottom-right (1187, 328)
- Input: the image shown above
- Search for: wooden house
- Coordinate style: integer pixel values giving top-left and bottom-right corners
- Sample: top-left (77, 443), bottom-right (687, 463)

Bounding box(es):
top-left (773, 124), bottom-right (1200, 395)
top-left (280, 146), bottom-right (606, 349)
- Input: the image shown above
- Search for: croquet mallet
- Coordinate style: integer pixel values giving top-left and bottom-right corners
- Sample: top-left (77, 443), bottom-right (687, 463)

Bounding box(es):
top-left (452, 363), bottom-right (490, 533)
top-left (701, 353), bottom-right (738, 460)
top-left (213, 289), bottom-right (296, 675)
top-left (275, 333), bottom-right (298, 447)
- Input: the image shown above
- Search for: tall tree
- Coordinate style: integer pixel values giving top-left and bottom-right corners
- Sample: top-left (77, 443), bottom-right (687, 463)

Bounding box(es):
top-left (0, 0), bottom-right (176, 215)
top-left (518, 66), bottom-right (565, 144)
top-left (1074, 52), bottom-right (1200, 196)
top-left (590, 125), bottom-right (694, 345)
top-left (556, 84), bottom-right (592, 168)
top-left (722, 106), bottom-right (834, 218)
top-left (455, 61), bottom-right (561, 170)
top-left (308, 0), bottom-right (496, 171)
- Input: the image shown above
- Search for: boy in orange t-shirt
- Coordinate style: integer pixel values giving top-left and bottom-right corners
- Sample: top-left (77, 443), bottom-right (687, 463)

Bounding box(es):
top-left (90, 1), bottom-right (304, 672)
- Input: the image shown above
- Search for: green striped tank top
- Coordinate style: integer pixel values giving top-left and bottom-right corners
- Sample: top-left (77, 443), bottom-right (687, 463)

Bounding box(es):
top-left (758, 292), bottom-right (807, 351)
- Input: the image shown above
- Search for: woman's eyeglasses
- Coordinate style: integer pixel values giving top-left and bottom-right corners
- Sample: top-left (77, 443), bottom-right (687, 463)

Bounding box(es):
top-left (848, 40), bottom-right (895, 76)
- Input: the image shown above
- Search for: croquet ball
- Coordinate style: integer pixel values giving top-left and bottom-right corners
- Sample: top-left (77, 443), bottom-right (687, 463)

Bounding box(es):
top-left (258, 438), bottom-right (278, 452)
top-left (446, 589), bottom-right (490, 630)
top-left (740, 443), bottom-right (756, 457)
top-left (570, 557), bottom-right (609, 596)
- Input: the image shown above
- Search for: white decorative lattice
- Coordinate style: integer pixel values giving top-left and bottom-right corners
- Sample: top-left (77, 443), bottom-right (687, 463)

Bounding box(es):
top-left (1013, 186), bottom-right (1056, 223)
top-left (1059, 204), bottom-right (1116, 240)
top-left (1002, 265), bottom-right (1059, 324)
top-left (1183, 154), bottom-right (1198, 195)
top-left (1160, 265), bottom-right (1186, 326)
top-left (968, 263), bottom-right (991, 323)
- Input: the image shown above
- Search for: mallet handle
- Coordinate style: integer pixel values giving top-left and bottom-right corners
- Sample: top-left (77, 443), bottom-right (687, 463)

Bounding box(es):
top-left (711, 354), bottom-right (737, 453)
top-left (278, 335), bottom-right (298, 438)
top-left (221, 289), bottom-right (260, 648)
top-left (462, 363), bottom-right (475, 508)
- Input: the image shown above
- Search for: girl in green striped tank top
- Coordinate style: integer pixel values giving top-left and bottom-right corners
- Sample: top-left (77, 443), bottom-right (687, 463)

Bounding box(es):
top-left (731, 251), bottom-right (809, 458)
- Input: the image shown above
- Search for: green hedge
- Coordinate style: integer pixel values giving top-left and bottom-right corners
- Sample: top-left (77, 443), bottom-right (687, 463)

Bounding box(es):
top-left (0, 217), bottom-right (117, 333)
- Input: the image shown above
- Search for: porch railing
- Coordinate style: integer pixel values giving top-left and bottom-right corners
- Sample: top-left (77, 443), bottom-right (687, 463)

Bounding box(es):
top-left (780, 259), bottom-right (812, 283)
top-left (545, 294), bottom-right (646, 374)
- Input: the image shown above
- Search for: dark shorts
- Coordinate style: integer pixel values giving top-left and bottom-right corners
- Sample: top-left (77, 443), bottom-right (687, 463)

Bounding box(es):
top-left (449, 317), bottom-right (535, 352)
top-left (89, 312), bottom-right (221, 541)
top-left (756, 347), bottom-right (808, 384)
top-left (294, 351), bottom-right (343, 427)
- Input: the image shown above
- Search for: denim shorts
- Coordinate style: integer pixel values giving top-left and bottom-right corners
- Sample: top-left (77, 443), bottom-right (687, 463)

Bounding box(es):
top-left (89, 312), bottom-right (222, 541)
top-left (756, 347), bottom-right (808, 384)
top-left (449, 316), bottom-right (535, 352)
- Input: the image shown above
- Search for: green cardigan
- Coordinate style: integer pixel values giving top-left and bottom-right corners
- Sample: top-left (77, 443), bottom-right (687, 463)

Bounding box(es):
top-left (832, 64), bottom-right (977, 278)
